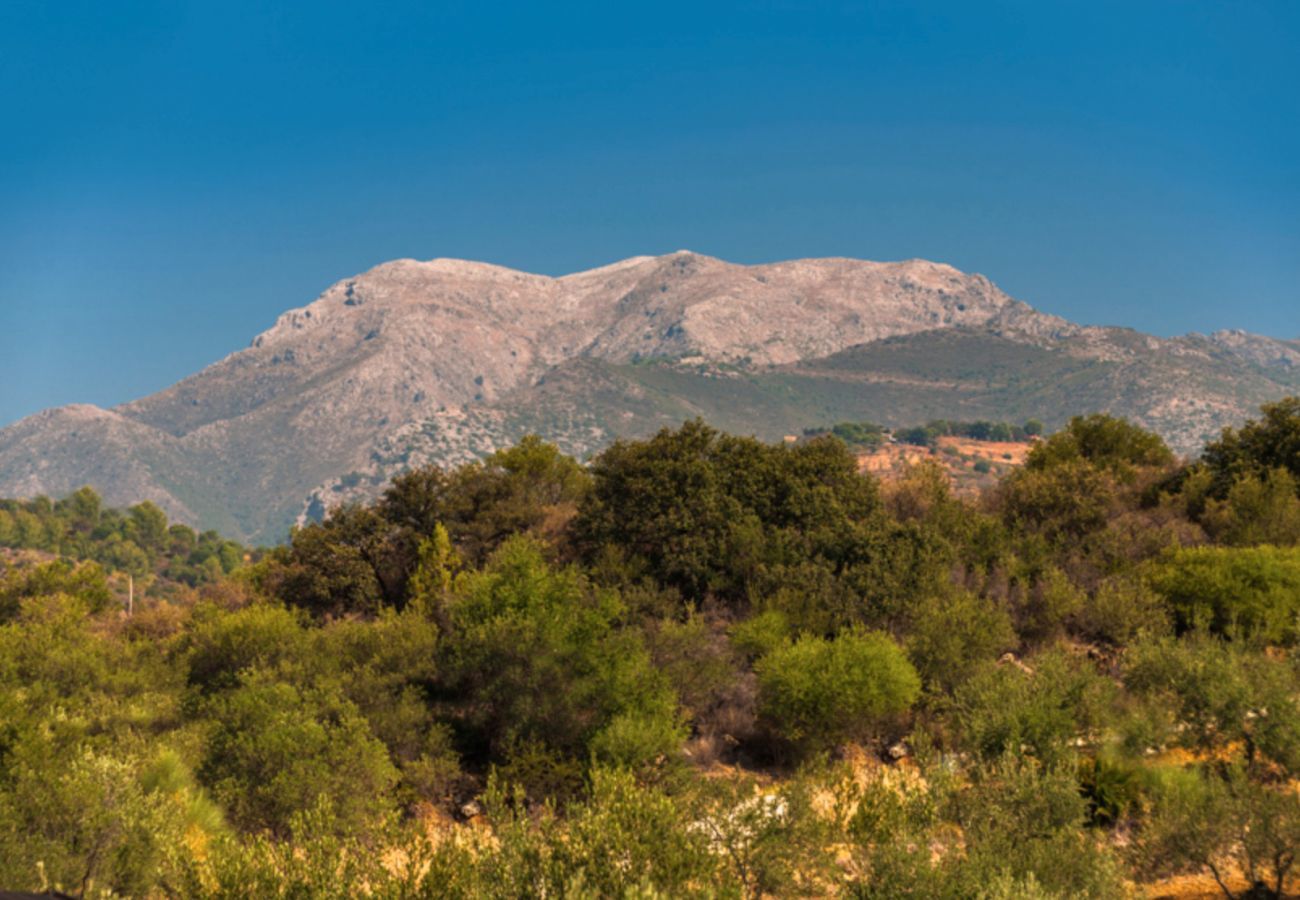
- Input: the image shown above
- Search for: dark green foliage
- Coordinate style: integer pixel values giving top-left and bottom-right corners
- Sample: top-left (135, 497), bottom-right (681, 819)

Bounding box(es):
top-left (575, 420), bottom-right (892, 606)
top-left (1203, 396), bottom-right (1300, 499)
top-left (1077, 754), bottom-right (1142, 826)
top-left (2, 404), bottom-right (1300, 897)
top-left (1201, 467), bottom-right (1300, 546)
top-left (382, 433), bottom-right (591, 568)
top-left (198, 673), bottom-right (399, 836)
top-left (268, 436), bottom-right (591, 619)
top-left (438, 537), bottom-right (682, 777)
top-left (828, 420), bottom-right (887, 448)
top-left (997, 458), bottom-right (1115, 543)
top-left (887, 418), bottom-right (1037, 448)
top-left (1026, 413), bottom-right (1175, 477)
top-left (267, 514), bottom-right (386, 617)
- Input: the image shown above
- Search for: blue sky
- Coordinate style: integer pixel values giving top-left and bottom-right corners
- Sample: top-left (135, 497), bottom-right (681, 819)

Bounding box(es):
top-left (1, 0), bottom-right (1296, 426)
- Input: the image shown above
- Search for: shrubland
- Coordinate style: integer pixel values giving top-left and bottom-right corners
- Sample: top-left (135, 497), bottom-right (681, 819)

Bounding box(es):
top-left (1, 402), bottom-right (1299, 897)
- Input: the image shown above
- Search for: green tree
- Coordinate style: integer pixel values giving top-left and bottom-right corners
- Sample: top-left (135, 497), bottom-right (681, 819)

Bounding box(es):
top-left (1123, 636), bottom-right (1300, 774)
top-left (951, 758), bottom-right (1123, 898)
top-left (182, 601), bottom-right (311, 694)
top-left (0, 747), bottom-right (201, 897)
top-left (0, 557), bottom-right (114, 620)
top-left (576, 420), bottom-right (886, 606)
top-left (127, 500), bottom-right (170, 555)
top-left (1202, 396), bottom-right (1300, 498)
top-left (57, 485), bottom-right (102, 533)
top-left (1137, 764), bottom-right (1300, 900)
top-left (1201, 467), bottom-right (1300, 546)
top-left (1025, 414), bottom-right (1174, 477)
top-left (269, 511), bottom-right (386, 618)
top-left (951, 650), bottom-right (1114, 765)
top-left (382, 435), bottom-right (591, 570)
top-left (440, 537), bottom-right (681, 777)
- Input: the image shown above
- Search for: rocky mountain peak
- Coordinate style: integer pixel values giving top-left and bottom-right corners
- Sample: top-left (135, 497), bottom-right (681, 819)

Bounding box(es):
top-left (3, 252), bottom-right (1296, 542)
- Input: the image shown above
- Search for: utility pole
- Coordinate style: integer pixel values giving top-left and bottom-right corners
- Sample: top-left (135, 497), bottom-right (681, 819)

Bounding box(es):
top-left (127, 574), bottom-right (134, 617)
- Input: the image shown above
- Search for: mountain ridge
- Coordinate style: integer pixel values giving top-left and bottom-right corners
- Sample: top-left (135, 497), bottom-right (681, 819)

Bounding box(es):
top-left (4, 252), bottom-right (1297, 543)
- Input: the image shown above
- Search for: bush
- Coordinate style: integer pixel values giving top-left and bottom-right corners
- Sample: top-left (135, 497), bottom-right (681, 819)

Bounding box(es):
top-left (575, 420), bottom-right (884, 605)
top-left (0, 748), bottom-right (201, 897)
top-left (1078, 574), bottom-right (1170, 645)
top-left (439, 537), bottom-right (680, 774)
top-left (556, 767), bottom-right (719, 897)
top-left (1136, 764), bottom-right (1300, 899)
top-left (1123, 636), bottom-right (1300, 773)
top-left (183, 602), bottom-right (310, 693)
top-left (730, 609), bottom-right (791, 661)
top-left (314, 609), bottom-right (461, 808)
top-left (951, 757), bottom-right (1124, 898)
top-left (756, 629), bottom-right (919, 752)
top-left (905, 589), bottom-right (1016, 693)
top-left (1146, 545), bottom-right (1300, 643)
top-left (267, 512), bottom-right (385, 617)
top-left (997, 460), bottom-right (1115, 544)
top-left (197, 674), bottom-right (399, 836)
top-left (645, 612), bottom-right (743, 737)
top-left (0, 558), bottom-right (113, 620)
top-left (1200, 467), bottom-right (1300, 546)
top-left (589, 706), bottom-right (687, 777)
top-left (1202, 396), bottom-right (1300, 497)
top-left (951, 650), bottom-right (1113, 765)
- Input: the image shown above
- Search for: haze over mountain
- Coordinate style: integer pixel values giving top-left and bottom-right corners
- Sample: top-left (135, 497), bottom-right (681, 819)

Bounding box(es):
top-left (3, 251), bottom-right (1298, 543)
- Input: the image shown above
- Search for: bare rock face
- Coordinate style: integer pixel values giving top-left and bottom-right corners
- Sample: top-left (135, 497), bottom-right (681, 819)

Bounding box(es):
top-left (1, 251), bottom-right (1295, 542)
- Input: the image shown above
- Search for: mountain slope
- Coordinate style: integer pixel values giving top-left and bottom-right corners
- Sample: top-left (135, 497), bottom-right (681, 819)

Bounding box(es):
top-left (2, 252), bottom-right (1296, 542)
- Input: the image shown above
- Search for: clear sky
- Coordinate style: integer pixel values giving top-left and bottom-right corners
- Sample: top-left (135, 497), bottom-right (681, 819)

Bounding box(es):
top-left (1, 0), bottom-right (1296, 426)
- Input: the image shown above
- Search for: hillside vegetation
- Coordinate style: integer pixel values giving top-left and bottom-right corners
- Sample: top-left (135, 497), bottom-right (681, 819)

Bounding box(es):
top-left (2, 400), bottom-right (1300, 897)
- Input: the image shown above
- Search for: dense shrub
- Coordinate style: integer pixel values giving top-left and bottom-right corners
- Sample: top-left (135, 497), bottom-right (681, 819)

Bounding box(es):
top-left (198, 674), bottom-right (399, 836)
top-left (755, 628), bottom-right (920, 752)
top-left (905, 589), bottom-right (1016, 693)
top-left (1025, 413), bottom-right (1174, 477)
top-left (1123, 635), bottom-right (1300, 774)
top-left (438, 537), bottom-right (681, 774)
top-left (1201, 468), bottom-right (1300, 546)
top-left (2, 404), bottom-right (1299, 897)
top-left (1146, 544), bottom-right (1300, 643)
top-left (950, 649), bottom-right (1114, 765)
top-left (1202, 396), bottom-right (1300, 497)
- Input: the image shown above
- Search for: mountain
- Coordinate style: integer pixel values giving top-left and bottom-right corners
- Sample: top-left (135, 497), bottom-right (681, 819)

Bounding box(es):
top-left (3, 252), bottom-right (1297, 543)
